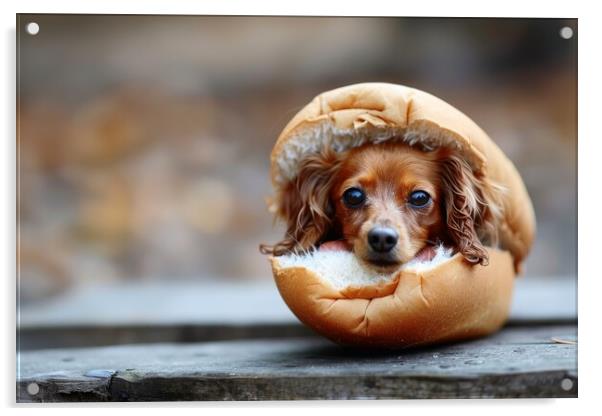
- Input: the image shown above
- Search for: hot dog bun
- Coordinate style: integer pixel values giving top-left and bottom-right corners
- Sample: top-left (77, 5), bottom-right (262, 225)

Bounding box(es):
top-left (265, 83), bottom-right (534, 348)
top-left (271, 247), bottom-right (514, 348)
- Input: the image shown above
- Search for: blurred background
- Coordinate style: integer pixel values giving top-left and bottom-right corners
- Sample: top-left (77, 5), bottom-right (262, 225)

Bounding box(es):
top-left (17, 15), bottom-right (577, 305)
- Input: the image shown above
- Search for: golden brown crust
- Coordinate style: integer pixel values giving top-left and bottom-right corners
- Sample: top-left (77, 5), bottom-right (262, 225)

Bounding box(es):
top-left (269, 83), bottom-right (535, 268)
top-left (271, 248), bottom-right (514, 348)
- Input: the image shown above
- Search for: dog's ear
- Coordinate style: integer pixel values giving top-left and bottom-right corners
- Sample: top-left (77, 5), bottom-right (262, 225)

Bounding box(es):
top-left (260, 147), bottom-right (343, 256)
top-left (439, 152), bottom-right (504, 266)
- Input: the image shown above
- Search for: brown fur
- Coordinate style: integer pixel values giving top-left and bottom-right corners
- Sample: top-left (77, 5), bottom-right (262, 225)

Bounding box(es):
top-left (261, 141), bottom-right (503, 268)
top-left (437, 148), bottom-right (503, 266)
top-left (259, 145), bottom-right (343, 256)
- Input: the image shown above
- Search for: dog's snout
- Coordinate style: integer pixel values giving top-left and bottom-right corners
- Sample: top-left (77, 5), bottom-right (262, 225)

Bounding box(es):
top-left (367, 227), bottom-right (398, 253)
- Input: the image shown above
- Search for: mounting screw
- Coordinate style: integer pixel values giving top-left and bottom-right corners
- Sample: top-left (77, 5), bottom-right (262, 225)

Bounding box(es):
top-left (560, 378), bottom-right (574, 391)
top-left (26, 382), bottom-right (40, 395)
top-left (25, 22), bottom-right (40, 36)
top-left (559, 26), bottom-right (573, 40)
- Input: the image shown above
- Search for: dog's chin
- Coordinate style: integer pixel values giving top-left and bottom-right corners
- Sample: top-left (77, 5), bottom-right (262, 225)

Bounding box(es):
top-left (360, 255), bottom-right (404, 274)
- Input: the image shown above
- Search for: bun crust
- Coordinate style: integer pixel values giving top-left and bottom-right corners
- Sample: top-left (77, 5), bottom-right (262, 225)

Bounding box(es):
top-left (271, 249), bottom-right (514, 348)
top-left (269, 83), bottom-right (535, 268)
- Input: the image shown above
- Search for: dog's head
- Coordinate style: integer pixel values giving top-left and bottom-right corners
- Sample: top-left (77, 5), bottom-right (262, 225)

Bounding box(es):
top-left (261, 141), bottom-right (503, 270)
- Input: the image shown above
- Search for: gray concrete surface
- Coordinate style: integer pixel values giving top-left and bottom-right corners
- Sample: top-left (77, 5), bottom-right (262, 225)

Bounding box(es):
top-left (19, 276), bottom-right (576, 327)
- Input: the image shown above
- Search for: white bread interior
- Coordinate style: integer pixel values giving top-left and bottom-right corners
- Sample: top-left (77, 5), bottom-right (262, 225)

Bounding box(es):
top-left (275, 245), bottom-right (454, 290)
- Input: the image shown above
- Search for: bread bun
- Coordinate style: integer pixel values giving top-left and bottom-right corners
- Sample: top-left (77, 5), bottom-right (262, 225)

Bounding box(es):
top-left (272, 247), bottom-right (514, 348)
top-left (266, 83), bottom-right (534, 348)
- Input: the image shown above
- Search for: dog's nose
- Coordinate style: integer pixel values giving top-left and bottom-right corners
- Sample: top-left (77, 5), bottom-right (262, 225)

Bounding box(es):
top-left (367, 227), bottom-right (398, 253)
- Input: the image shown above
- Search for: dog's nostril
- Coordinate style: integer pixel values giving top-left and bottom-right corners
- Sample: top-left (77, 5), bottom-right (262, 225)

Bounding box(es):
top-left (367, 227), bottom-right (399, 253)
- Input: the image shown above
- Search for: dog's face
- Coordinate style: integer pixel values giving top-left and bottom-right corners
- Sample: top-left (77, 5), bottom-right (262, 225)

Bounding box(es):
top-left (261, 140), bottom-right (500, 269)
top-left (330, 143), bottom-right (444, 271)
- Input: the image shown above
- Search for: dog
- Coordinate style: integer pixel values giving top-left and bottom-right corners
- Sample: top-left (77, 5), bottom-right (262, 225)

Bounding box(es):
top-left (261, 141), bottom-right (504, 272)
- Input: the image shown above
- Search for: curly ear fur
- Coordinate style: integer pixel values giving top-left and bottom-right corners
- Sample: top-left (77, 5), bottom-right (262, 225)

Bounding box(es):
top-left (259, 146), bottom-right (343, 256)
top-left (439, 152), bottom-right (505, 266)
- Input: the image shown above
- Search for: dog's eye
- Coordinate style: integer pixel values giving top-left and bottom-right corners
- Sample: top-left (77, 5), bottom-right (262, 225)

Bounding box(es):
top-left (408, 190), bottom-right (431, 207)
top-left (342, 187), bottom-right (366, 208)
